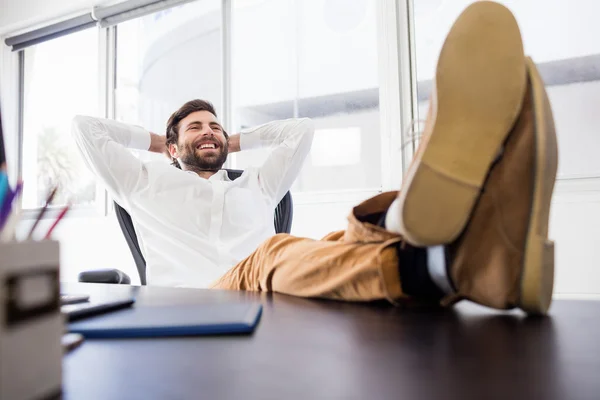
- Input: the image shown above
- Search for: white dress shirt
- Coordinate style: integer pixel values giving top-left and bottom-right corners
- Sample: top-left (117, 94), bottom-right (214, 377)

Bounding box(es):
top-left (72, 115), bottom-right (314, 288)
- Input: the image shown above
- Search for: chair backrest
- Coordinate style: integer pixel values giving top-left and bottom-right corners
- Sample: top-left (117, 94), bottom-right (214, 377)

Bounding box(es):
top-left (114, 169), bottom-right (293, 285)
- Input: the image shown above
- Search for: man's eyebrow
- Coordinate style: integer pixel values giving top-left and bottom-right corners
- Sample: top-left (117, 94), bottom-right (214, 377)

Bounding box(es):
top-left (185, 121), bottom-right (202, 129)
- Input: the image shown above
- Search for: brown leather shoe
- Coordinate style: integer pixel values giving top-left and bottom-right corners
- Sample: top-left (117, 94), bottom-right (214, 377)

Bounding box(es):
top-left (397, 1), bottom-right (527, 246)
top-left (445, 58), bottom-right (558, 315)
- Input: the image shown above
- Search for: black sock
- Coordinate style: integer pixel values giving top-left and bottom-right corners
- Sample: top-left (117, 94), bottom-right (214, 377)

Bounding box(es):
top-left (377, 210), bottom-right (446, 299)
top-left (396, 243), bottom-right (445, 300)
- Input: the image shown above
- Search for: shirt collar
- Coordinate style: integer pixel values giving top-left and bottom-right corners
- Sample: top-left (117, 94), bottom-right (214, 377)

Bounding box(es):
top-left (185, 169), bottom-right (230, 181)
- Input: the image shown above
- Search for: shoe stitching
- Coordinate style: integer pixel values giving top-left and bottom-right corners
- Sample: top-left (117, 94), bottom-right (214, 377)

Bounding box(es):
top-left (421, 162), bottom-right (482, 189)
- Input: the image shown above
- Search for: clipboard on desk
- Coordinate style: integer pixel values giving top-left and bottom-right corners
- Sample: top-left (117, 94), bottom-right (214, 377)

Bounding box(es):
top-left (68, 302), bottom-right (263, 338)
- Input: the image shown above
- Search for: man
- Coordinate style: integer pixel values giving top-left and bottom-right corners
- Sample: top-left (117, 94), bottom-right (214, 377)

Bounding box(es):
top-left (73, 100), bottom-right (313, 287)
top-left (74, 1), bottom-right (557, 315)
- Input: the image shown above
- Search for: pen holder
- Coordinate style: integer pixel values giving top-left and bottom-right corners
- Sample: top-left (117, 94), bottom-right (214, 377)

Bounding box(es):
top-left (0, 240), bottom-right (63, 400)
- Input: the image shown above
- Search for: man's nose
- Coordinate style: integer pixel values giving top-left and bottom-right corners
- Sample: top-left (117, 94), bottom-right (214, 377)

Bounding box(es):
top-left (201, 126), bottom-right (215, 136)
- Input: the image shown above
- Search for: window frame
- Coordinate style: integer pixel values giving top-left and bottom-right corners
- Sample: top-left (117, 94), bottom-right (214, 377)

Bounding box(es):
top-left (6, 25), bottom-right (111, 219)
top-left (225, 0), bottom-right (415, 203)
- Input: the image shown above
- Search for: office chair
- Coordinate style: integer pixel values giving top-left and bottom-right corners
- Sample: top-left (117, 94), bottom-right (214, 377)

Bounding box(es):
top-left (78, 169), bottom-right (293, 285)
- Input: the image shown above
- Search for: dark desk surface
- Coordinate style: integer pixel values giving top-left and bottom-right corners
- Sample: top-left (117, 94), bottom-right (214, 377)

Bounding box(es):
top-left (61, 283), bottom-right (600, 400)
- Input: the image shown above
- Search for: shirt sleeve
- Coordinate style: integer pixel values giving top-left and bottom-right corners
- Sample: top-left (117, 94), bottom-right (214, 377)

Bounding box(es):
top-left (239, 118), bottom-right (314, 204)
top-left (71, 115), bottom-right (151, 206)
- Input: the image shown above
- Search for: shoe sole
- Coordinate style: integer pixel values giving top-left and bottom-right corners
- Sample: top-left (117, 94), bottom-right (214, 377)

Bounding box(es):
top-left (518, 58), bottom-right (558, 315)
top-left (397, 1), bottom-right (526, 246)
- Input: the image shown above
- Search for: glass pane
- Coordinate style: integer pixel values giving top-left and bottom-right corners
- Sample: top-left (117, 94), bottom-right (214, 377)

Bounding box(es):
top-left (232, 0), bottom-right (381, 192)
top-left (22, 28), bottom-right (99, 209)
top-left (115, 0), bottom-right (222, 139)
top-left (413, 0), bottom-right (600, 178)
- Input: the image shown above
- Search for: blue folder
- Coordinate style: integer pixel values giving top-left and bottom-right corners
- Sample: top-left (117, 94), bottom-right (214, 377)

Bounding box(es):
top-left (68, 303), bottom-right (262, 338)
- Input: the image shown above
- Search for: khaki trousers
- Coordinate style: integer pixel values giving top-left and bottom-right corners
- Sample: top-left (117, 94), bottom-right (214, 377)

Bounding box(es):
top-left (211, 192), bottom-right (406, 303)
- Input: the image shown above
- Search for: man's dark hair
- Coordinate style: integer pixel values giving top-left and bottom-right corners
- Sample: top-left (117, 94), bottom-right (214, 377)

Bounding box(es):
top-left (165, 99), bottom-right (228, 169)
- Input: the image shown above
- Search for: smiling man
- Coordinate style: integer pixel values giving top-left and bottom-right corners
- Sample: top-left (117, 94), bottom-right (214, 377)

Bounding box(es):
top-left (72, 99), bottom-right (314, 287)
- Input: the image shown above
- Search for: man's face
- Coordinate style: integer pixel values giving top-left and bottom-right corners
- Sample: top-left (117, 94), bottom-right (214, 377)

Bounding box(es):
top-left (170, 110), bottom-right (228, 170)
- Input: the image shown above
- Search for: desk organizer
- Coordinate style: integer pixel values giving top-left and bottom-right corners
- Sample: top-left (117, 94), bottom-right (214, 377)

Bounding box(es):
top-left (0, 240), bottom-right (62, 400)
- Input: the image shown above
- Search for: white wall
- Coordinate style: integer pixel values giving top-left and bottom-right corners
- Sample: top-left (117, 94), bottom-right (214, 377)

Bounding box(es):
top-left (547, 82), bottom-right (600, 297)
top-left (15, 213), bottom-right (139, 283)
top-left (552, 179), bottom-right (600, 296)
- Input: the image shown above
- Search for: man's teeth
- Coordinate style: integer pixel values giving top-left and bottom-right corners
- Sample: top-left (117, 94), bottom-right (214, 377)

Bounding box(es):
top-left (199, 143), bottom-right (216, 149)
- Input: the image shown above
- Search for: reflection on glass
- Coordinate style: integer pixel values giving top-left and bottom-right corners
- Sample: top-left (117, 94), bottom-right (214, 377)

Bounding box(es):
top-left (232, 0), bottom-right (381, 192)
top-left (22, 28), bottom-right (99, 209)
top-left (413, 0), bottom-right (600, 178)
top-left (115, 0), bottom-right (222, 137)
top-left (311, 128), bottom-right (361, 167)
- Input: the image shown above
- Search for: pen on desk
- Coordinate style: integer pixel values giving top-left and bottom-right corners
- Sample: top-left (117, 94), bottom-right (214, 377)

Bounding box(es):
top-left (27, 186), bottom-right (57, 239)
top-left (44, 203), bottom-right (71, 240)
top-left (0, 180), bottom-right (22, 231)
top-left (62, 333), bottom-right (85, 353)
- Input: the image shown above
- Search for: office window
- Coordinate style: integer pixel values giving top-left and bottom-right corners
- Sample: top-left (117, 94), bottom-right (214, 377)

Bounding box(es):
top-left (412, 0), bottom-right (600, 179)
top-left (21, 28), bottom-right (99, 209)
top-left (115, 0), bottom-right (222, 138)
top-left (231, 0), bottom-right (382, 193)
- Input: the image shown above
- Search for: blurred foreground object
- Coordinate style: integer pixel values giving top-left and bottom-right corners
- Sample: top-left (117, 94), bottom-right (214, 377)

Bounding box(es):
top-left (0, 240), bottom-right (62, 400)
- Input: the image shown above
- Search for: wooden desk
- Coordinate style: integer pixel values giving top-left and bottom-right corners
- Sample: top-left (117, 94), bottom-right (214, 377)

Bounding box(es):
top-left (62, 283), bottom-right (600, 400)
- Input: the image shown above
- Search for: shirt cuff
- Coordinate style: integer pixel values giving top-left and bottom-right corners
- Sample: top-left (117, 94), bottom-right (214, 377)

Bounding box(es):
top-left (128, 125), bottom-right (151, 151)
top-left (239, 128), bottom-right (263, 151)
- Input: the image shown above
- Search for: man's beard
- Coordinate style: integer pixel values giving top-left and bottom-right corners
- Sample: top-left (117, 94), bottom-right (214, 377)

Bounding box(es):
top-left (180, 141), bottom-right (228, 171)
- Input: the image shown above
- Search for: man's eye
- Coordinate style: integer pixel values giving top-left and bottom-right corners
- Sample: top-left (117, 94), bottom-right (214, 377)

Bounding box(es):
top-left (189, 126), bottom-right (199, 130)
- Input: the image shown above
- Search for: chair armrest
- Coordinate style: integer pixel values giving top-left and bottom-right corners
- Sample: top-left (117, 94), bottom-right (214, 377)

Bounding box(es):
top-left (78, 268), bottom-right (132, 284)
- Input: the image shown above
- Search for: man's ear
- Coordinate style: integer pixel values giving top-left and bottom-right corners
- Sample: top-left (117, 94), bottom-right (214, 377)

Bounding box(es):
top-left (168, 143), bottom-right (179, 158)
